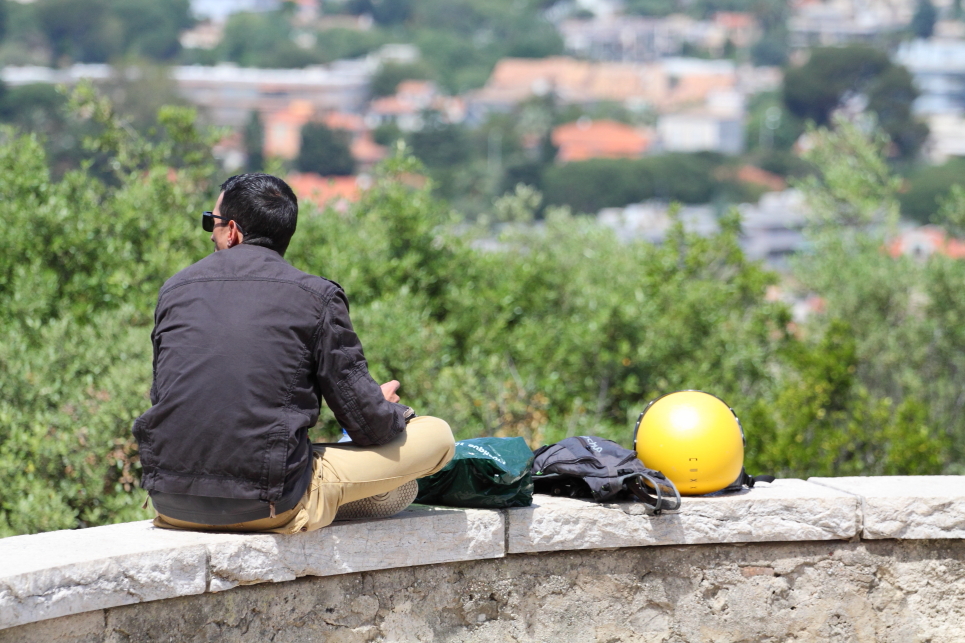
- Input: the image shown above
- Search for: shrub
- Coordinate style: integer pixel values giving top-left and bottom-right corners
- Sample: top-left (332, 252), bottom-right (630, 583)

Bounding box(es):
top-left (0, 94), bottom-right (954, 537)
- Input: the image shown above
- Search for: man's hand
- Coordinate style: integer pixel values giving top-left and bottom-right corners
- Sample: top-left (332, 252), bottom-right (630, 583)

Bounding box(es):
top-left (380, 380), bottom-right (401, 403)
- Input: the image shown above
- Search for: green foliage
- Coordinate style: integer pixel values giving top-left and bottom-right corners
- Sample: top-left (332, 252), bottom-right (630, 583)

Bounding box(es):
top-left (751, 149), bottom-right (814, 180)
top-left (244, 110), bottom-right (264, 172)
top-left (34, 0), bottom-right (191, 63)
top-left (0, 91), bottom-right (957, 538)
top-left (0, 84), bottom-right (218, 536)
top-left (750, 31), bottom-right (789, 66)
top-left (0, 83), bottom-right (64, 130)
top-left (407, 116), bottom-right (470, 168)
top-left (0, 67), bottom-right (196, 181)
top-left (346, 0), bottom-right (413, 25)
top-left (163, 0), bottom-right (561, 92)
top-left (784, 45), bottom-right (891, 126)
top-left (542, 154), bottom-right (746, 213)
top-left (397, 0), bottom-right (564, 93)
top-left (625, 0), bottom-right (677, 16)
top-left (296, 122), bottom-right (355, 175)
top-left (866, 65), bottom-right (929, 159)
top-left (745, 91), bottom-right (804, 153)
top-left (370, 62), bottom-right (434, 97)
top-left (750, 320), bottom-right (944, 476)
top-left (373, 121), bottom-right (403, 146)
top-left (220, 10), bottom-right (323, 68)
top-left (314, 27), bottom-right (390, 62)
top-left (290, 164), bottom-right (789, 448)
top-left (100, 64), bottom-right (190, 132)
top-left (796, 116), bottom-right (901, 228)
top-left (783, 45), bottom-right (926, 159)
top-left (899, 158), bottom-right (965, 223)
top-left (936, 184), bottom-right (965, 237)
top-left (780, 119), bottom-right (959, 475)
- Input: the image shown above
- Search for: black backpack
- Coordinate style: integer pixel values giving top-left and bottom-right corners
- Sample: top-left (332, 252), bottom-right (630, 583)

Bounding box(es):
top-left (532, 436), bottom-right (681, 514)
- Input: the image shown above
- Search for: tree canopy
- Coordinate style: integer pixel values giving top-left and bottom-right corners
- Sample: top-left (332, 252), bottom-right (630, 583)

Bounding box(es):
top-left (370, 62), bottom-right (434, 98)
top-left (296, 122), bottom-right (355, 175)
top-left (911, 0), bottom-right (937, 39)
top-left (34, 0), bottom-right (191, 63)
top-left (783, 45), bottom-right (926, 158)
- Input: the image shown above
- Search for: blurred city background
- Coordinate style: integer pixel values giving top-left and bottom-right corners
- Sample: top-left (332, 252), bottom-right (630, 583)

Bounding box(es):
top-left (2, 0), bottom-right (965, 535)
top-left (4, 0), bottom-right (965, 257)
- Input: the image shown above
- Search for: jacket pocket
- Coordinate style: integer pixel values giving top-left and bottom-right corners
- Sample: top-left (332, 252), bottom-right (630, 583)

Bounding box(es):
top-left (132, 415), bottom-right (153, 459)
top-left (262, 428), bottom-right (290, 502)
top-left (131, 415), bottom-right (155, 488)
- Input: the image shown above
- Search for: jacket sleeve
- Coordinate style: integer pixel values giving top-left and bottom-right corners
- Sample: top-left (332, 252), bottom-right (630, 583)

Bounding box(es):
top-left (314, 289), bottom-right (407, 446)
top-left (149, 299), bottom-right (161, 406)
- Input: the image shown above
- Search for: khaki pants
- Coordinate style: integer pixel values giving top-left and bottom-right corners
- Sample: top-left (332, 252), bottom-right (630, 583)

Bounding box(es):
top-left (153, 416), bottom-right (455, 534)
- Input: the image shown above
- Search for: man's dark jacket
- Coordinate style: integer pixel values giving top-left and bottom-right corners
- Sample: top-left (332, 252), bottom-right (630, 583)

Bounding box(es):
top-left (134, 244), bottom-right (408, 524)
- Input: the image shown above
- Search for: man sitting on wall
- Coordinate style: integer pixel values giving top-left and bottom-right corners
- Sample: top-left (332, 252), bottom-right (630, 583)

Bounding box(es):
top-left (133, 173), bottom-right (455, 533)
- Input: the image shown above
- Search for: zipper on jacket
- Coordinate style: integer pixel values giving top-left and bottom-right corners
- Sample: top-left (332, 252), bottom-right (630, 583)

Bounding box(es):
top-left (269, 502), bottom-right (276, 518)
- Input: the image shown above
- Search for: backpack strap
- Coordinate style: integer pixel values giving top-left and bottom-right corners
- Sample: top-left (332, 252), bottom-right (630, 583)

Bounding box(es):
top-left (623, 473), bottom-right (681, 514)
top-left (747, 473), bottom-right (776, 486)
top-left (719, 468), bottom-right (776, 494)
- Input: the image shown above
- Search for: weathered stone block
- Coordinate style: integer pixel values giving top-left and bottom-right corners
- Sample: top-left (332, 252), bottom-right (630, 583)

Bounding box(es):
top-left (809, 475), bottom-right (965, 540)
top-left (0, 505), bottom-right (505, 629)
top-left (507, 478), bottom-right (858, 554)
top-left (0, 521), bottom-right (217, 629)
top-left (206, 504), bottom-right (506, 591)
top-left (8, 540), bottom-right (965, 643)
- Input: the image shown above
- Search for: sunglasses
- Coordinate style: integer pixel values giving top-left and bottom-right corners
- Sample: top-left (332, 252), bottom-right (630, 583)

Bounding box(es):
top-left (201, 211), bottom-right (245, 236)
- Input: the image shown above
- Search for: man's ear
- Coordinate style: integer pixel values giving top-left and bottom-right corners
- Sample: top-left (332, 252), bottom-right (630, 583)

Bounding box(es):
top-left (228, 220), bottom-right (244, 247)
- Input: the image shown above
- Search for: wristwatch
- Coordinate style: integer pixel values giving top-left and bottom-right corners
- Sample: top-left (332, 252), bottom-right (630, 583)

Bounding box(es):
top-left (402, 406), bottom-right (418, 423)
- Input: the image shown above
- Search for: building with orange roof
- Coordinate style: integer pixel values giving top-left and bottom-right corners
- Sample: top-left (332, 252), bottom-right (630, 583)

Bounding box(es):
top-left (713, 12), bottom-right (759, 47)
top-left (735, 165), bottom-right (786, 192)
top-left (714, 11), bottom-right (755, 29)
top-left (367, 80), bottom-right (437, 131)
top-left (888, 226), bottom-right (965, 260)
top-left (660, 58), bottom-right (737, 107)
top-left (264, 100), bottom-right (383, 166)
top-left (368, 95), bottom-right (420, 129)
top-left (367, 80), bottom-right (465, 131)
top-left (322, 111), bottom-right (366, 134)
top-left (551, 118), bottom-right (651, 162)
top-left (467, 56), bottom-right (736, 120)
top-left (350, 134), bottom-right (388, 171)
top-left (397, 80), bottom-right (435, 100)
top-left (286, 173), bottom-right (365, 212)
top-left (264, 100), bottom-right (315, 159)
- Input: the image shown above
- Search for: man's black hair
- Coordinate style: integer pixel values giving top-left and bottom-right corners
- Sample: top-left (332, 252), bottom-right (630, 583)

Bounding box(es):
top-left (219, 173), bottom-right (298, 256)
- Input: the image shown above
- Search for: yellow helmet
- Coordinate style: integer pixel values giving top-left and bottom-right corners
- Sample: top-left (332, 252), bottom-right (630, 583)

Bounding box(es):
top-left (633, 391), bottom-right (744, 496)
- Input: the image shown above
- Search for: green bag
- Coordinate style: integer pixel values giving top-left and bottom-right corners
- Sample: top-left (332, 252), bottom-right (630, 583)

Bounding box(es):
top-left (415, 437), bottom-right (534, 508)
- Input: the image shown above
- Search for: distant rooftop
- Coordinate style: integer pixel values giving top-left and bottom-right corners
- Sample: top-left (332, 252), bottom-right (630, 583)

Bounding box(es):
top-left (190, 0), bottom-right (280, 22)
top-left (469, 56), bottom-right (736, 113)
top-left (551, 118), bottom-right (651, 162)
top-left (0, 61), bottom-right (373, 88)
top-left (0, 61), bottom-right (374, 127)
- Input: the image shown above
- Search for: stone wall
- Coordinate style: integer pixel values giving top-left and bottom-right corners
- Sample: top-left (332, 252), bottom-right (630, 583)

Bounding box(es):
top-left (2, 476), bottom-right (965, 642)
